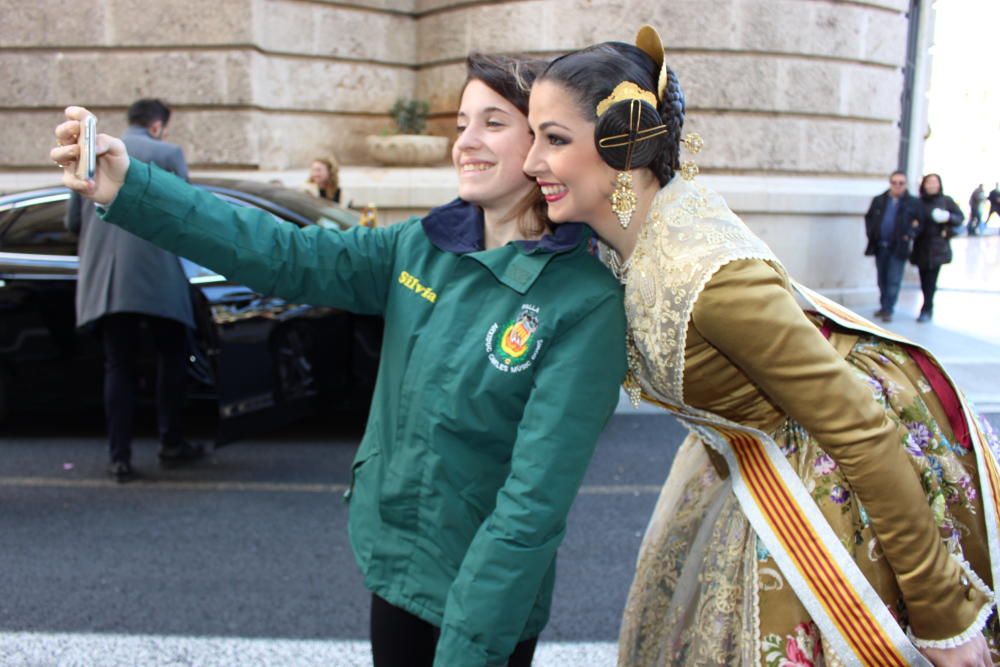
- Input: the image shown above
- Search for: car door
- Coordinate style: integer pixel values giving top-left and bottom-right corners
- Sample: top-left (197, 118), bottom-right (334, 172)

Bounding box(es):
top-left (0, 190), bottom-right (98, 416)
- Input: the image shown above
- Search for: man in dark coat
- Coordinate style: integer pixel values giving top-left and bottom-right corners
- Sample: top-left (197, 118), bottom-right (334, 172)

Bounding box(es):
top-left (65, 99), bottom-right (204, 482)
top-left (864, 170), bottom-right (920, 323)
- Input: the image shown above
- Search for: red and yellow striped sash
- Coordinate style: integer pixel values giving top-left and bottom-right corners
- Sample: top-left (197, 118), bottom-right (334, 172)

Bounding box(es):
top-left (648, 401), bottom-right (928, 666)
top-left (794, 282), bottom-right (1000, 587)
top-left (722, 426), bottom-right (909, 666)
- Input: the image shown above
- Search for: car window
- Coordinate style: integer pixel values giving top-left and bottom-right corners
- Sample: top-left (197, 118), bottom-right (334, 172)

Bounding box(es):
top-left (0, 194), bottom-right (76, 255)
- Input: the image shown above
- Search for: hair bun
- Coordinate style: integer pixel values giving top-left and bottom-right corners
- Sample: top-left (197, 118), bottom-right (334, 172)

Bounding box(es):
top-left (594, 98), bottom-right (668, 172)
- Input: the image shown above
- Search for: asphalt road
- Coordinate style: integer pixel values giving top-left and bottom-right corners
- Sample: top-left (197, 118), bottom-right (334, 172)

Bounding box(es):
top-left (3, 409), bottom-right (998, 666)
top-left (0, 411), bottom-right (683, 646)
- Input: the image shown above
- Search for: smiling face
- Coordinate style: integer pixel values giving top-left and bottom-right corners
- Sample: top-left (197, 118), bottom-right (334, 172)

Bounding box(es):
top-left (523, 80), bottom-right (618, 227)
top-left (452, 79), bottom-right (535, 213)
top-left (309, 160), bottom-right (331, 186)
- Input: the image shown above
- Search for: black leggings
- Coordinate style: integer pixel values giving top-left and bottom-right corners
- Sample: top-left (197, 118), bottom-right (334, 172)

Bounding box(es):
top-left (918, 265), bottom-right (942, 314)
top-left (370, 594), bottom-right (537, 667)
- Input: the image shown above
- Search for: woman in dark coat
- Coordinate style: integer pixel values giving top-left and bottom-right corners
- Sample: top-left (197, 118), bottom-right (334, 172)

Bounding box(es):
top-left (910, 173), bottom-right (963, 322)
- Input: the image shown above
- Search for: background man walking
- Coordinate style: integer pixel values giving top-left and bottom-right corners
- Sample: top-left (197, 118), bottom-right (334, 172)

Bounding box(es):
top-left (864, 170), bottom-right (920, 323)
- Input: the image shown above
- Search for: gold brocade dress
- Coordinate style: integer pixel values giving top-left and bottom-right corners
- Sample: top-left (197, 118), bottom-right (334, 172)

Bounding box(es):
top-left (613, 177), bottom-right (1000, 666)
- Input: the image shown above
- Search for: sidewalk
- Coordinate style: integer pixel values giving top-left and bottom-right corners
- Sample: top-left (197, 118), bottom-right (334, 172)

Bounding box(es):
top-left (888, 233), bottom-right (1000, 411)
top-left (618, 232), bottom-right (1000, 414)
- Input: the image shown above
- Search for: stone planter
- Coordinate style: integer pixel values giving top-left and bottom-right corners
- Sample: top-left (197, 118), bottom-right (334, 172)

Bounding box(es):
top-left (366, 134), bottom-right (449, 167)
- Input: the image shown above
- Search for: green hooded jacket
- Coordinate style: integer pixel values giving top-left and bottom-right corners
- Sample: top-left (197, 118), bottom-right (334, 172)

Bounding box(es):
top-left (100, 160), bottom-right (627, 666)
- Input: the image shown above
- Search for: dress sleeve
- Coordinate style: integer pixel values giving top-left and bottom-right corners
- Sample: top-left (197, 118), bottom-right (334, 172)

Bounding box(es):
top-left (690, 258), bottom-right (992, 644)
top-left (433, 292), bottom-right (627, 667)
top-left (100, 158), bottom-right (400, 315)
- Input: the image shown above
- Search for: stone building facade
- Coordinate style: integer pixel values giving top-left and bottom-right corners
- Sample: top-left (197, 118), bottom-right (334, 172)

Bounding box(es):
top-left (0, 0), bottom-right (931, 299)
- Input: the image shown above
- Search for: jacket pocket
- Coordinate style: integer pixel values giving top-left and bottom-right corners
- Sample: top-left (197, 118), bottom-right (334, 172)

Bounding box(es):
top-left (344, 447), bottom-right (381, 503)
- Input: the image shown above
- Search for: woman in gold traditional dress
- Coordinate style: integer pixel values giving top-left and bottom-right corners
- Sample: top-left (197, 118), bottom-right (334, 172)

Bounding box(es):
top-left (524, 25), bottom-right (1000, 667)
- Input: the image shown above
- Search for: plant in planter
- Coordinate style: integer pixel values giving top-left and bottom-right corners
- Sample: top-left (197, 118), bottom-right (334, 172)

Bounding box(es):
top-left (390, 98), bottom-right (430, 135)
top-left (367, 97), bottom-right (449, 167)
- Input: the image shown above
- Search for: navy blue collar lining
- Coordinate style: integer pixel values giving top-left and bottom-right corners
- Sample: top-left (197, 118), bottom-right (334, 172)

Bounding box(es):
top-left (421, 198), bottom-right (585, 255)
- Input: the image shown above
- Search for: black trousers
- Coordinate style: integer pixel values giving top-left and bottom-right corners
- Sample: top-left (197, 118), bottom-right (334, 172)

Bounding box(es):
top-left (370, 594), bottom-right (537, 667)
top-left (99, 313), bottom-right (187, 463)
top-left (918, 266), bottom-right (942, 315)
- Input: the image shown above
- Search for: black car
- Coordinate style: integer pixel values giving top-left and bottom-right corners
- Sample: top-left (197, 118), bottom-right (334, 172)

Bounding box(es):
top-left (0, 178), bottom-right (381, 441)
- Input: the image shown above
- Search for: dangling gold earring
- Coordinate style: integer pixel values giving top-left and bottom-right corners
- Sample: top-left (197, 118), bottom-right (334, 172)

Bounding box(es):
top-left (610, 171), bottom-right (638, 229)
top-left (680, 132), bottom-right (703, 181)
top-left (598, 96), bottom-right (667, 229)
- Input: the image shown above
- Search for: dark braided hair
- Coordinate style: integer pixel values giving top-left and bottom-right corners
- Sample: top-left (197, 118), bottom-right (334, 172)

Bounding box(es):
top-left (539, 42), bottom-right (685, 186)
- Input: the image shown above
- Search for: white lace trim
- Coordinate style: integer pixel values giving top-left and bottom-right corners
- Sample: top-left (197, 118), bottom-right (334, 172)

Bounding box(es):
top-left (749, 538), bottom-right (763, 667)
top-left (908, 554), bottom-right (995, 649)
top-left (614, 176), bottom-right (783, 410)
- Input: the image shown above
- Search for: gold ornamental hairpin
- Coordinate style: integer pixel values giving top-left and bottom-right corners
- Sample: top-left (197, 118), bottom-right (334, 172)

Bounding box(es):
top-left (596, 81), bottom-right (658, 117)
top-left (635, 25), bottom-right (668, 102)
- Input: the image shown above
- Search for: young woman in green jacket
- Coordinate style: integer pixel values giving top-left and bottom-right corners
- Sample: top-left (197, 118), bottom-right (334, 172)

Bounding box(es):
top-left (51, 54), bottom-right (626, 667)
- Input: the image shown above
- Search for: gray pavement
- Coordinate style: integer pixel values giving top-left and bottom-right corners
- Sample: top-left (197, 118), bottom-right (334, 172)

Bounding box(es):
top-left (0, 413), bottom-right (682, 666)
top-left (874, 233), bottom-right (1000, 410)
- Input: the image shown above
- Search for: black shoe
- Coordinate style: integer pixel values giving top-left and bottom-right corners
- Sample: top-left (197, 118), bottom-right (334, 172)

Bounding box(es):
top-left (917, 311), bottom-right (932, 323)
top-left (879, 312), bottom-right (893, 323)
top-left (874, 309), bottom-right (887, 319)
top-left (158, 441), bottom-right (207, 466)
top-left (108, 460), bottom-right (137, 483)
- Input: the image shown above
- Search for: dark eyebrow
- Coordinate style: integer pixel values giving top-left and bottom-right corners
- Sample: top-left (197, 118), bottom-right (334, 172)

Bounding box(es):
top-left (539, 121), bottom-right (571, 132)
top-left (457, 106), bottom-right (512, 119)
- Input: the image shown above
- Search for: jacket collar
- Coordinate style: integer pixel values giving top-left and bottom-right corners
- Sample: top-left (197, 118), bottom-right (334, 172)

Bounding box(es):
top-left (880, 189), bottom-right (915, 202)
top-left (421, 198), bottom-right (587, 294)
top-left (123, 126), bottom-right (156, 141)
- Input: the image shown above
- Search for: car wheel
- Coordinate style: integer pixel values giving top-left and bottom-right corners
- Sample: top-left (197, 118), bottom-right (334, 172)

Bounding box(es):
top-left (274, 324), bottom-right (317, 402)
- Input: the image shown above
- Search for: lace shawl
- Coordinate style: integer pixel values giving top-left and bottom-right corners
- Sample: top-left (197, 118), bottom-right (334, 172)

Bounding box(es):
top-left (608, 176), bottom-right (784, 409)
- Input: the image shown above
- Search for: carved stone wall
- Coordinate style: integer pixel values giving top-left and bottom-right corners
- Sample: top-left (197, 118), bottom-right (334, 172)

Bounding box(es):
top-left (0, 0), bottom-right (927, 298)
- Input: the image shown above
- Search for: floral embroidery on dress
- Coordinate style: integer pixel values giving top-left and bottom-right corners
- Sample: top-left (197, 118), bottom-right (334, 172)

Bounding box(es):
top-left (762, 622), bottom-right (824, 667)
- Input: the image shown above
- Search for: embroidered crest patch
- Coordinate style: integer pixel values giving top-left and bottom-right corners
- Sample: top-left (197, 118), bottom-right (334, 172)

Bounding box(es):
top-left (485, 304), bottom-right (544, 373)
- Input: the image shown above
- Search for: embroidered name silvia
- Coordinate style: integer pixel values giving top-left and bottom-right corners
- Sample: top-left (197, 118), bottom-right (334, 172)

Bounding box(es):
top-left (398, 270), bottom-right (437, 303)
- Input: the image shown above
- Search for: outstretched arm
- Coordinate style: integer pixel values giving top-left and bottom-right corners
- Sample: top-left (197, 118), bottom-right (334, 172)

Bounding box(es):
top-left (51, 106), bottom-right (398, 314)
